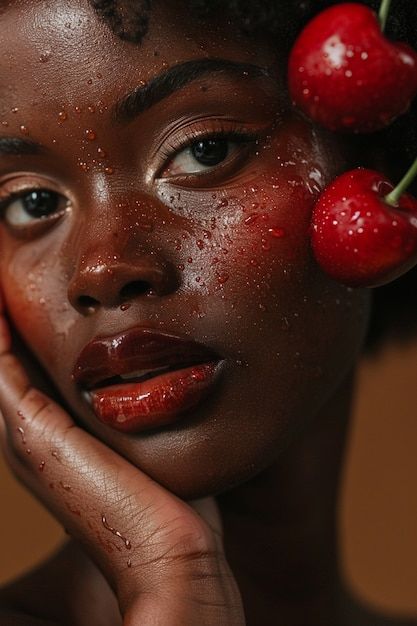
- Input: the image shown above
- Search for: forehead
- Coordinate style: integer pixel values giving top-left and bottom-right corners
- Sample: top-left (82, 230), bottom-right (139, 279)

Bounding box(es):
top-left (0, 0), bottom-right (277, 115)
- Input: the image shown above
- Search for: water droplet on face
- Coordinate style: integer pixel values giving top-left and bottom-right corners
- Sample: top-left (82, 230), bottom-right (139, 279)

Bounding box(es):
top-left (58, 111), bottom-right (68, 122)
top-left (217, 272), bottom-right (229, 285)
top-left (20, 125), bottom-right (29, 135)
top-left (85, 129), bottom-right (96, 141)
top-left (11, 107), bottom-right (19, 114)
top-left (39, 461), bottom-right (46, 472)
top-left (196, 239), bottom-right (204, 250)
top-left (97, 147), bottom-right (107, 158)
top-left (88, 104), bottom-right (96, 114)
top-left (244, 213), bottom-right (260, 226)
top-left (77, 158), bottom-right (90, 172)
top-left (104, 166), bottom-right (114, 175)
top-left (268, 227), bottom-right (286, 239)
top-left (138, 221), bottom-right (154, 233)
top-left (26, 448), bottom-right (31, 455)
top-left (281, 316), bottom-right (291, 331)
top-left (120, 302), bottom-right (131, 311)
top-left (1, 121), bottom-right (9, 127)
top-left (74, 106), bottom-right (82, 114)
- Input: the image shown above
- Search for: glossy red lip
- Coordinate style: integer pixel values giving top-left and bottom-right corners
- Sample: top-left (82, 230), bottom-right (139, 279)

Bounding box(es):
top-left (73, 327), bottom-right (222, 433)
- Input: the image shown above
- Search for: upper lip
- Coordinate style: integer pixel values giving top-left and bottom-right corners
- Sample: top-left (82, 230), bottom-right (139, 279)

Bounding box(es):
top-left (73, 326), bottom-right (221, 390)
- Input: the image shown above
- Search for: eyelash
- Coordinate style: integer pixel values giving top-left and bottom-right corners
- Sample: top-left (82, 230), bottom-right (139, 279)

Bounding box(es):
top-left (158, 121), bottom-right (259, 172)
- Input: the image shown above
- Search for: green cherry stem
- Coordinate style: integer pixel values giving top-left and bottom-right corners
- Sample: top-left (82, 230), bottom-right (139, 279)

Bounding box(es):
top-left (379, 0), bottom-right (392, 32)
top-left (385, 157), bottom-right (417, 206)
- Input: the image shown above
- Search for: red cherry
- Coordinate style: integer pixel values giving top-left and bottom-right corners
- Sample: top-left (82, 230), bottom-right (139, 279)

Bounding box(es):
top-left (311, 168), bottom-right (417, 287)
top-left (288, 3), bottom-right (417, 133)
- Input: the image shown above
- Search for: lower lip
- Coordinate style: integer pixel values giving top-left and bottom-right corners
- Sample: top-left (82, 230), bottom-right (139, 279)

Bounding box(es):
top-left (87, 362), bottom-right (222, 433)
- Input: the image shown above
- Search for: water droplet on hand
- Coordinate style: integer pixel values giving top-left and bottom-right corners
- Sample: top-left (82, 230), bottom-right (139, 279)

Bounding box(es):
top-left (17, 426), bottom-right (26, 445)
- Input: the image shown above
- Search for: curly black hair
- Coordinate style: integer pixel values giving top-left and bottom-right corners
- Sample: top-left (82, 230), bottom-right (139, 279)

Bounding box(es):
top-left (91, 0), bottom-right (417, 351)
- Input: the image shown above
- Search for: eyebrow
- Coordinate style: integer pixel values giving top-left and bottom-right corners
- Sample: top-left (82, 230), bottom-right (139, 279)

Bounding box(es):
top-left (114, 58), bottom-right (271, 124)
top-left (0, 137), bottom-right (43, 156)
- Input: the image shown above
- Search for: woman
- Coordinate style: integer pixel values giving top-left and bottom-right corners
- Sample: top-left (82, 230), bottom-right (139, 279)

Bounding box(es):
top-left (0, 1), bottom-right (416, 624)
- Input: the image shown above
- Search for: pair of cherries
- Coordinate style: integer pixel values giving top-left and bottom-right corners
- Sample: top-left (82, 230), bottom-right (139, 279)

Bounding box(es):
top-left (288, 1), bottom-right (417, 287)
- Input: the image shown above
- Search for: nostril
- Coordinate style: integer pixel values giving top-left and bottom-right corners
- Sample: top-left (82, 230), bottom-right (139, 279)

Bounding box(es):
top-left (77, 295), bottom-right (100, 310)
top-left (120, 280), bottom-right (153, 301)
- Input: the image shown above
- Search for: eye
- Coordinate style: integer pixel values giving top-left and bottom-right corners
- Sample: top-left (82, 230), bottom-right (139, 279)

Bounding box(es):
top-left (1, 189), bottom-right (67, 227)
top-left (165, 136), bottom-right (246, 177)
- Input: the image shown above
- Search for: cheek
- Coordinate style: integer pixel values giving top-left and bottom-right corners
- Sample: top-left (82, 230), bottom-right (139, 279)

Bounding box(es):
top-left (164, 166), bottom-right (320, 306)
top-left (0, 234), bottom-right (75, 367)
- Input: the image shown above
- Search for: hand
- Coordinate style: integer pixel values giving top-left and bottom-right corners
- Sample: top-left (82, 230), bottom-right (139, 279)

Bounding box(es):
top-left (0, 297), bottom-right (245, 626)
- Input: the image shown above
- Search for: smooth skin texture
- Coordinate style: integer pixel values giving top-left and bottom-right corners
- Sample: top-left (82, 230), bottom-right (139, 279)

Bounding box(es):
top-left (0, 1), bottom-right (414, 624)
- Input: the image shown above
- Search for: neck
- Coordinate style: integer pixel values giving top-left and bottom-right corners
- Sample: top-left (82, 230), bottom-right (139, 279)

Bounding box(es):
top-left (218, 371), bottom-right (354, 626)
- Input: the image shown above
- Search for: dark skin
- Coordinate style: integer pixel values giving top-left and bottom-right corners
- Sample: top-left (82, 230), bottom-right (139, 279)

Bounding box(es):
top-left (0, 1), bottom-right (414, 624)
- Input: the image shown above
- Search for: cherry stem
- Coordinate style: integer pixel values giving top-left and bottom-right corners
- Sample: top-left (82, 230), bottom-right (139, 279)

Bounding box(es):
top-left (385, 157), bottom-right (417, 206)
top-left (379, 0), bottom-right (392, 31)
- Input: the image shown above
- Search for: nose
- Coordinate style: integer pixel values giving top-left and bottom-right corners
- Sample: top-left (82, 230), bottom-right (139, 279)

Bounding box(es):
top-left (67, 241), bottom-right (179, 314)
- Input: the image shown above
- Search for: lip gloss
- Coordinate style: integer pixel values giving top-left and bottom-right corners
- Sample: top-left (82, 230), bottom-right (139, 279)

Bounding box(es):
top-left (88, 362), bottom-right (221, 433)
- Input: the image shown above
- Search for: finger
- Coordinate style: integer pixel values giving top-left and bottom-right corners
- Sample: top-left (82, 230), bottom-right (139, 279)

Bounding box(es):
top-left (0, 349), bottom-right (220, 612)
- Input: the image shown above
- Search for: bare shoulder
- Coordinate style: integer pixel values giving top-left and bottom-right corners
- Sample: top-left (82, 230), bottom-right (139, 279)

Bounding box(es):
top-left (0, 541), bottom-right (121, 626)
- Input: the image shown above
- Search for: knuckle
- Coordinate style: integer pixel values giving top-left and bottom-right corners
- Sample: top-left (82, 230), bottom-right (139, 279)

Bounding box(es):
top-left (156, 514), bottom-right (220, 567)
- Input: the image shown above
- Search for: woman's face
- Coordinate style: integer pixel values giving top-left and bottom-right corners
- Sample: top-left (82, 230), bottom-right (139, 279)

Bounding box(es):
top-left (0, 0), bottom-right (369, 498)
